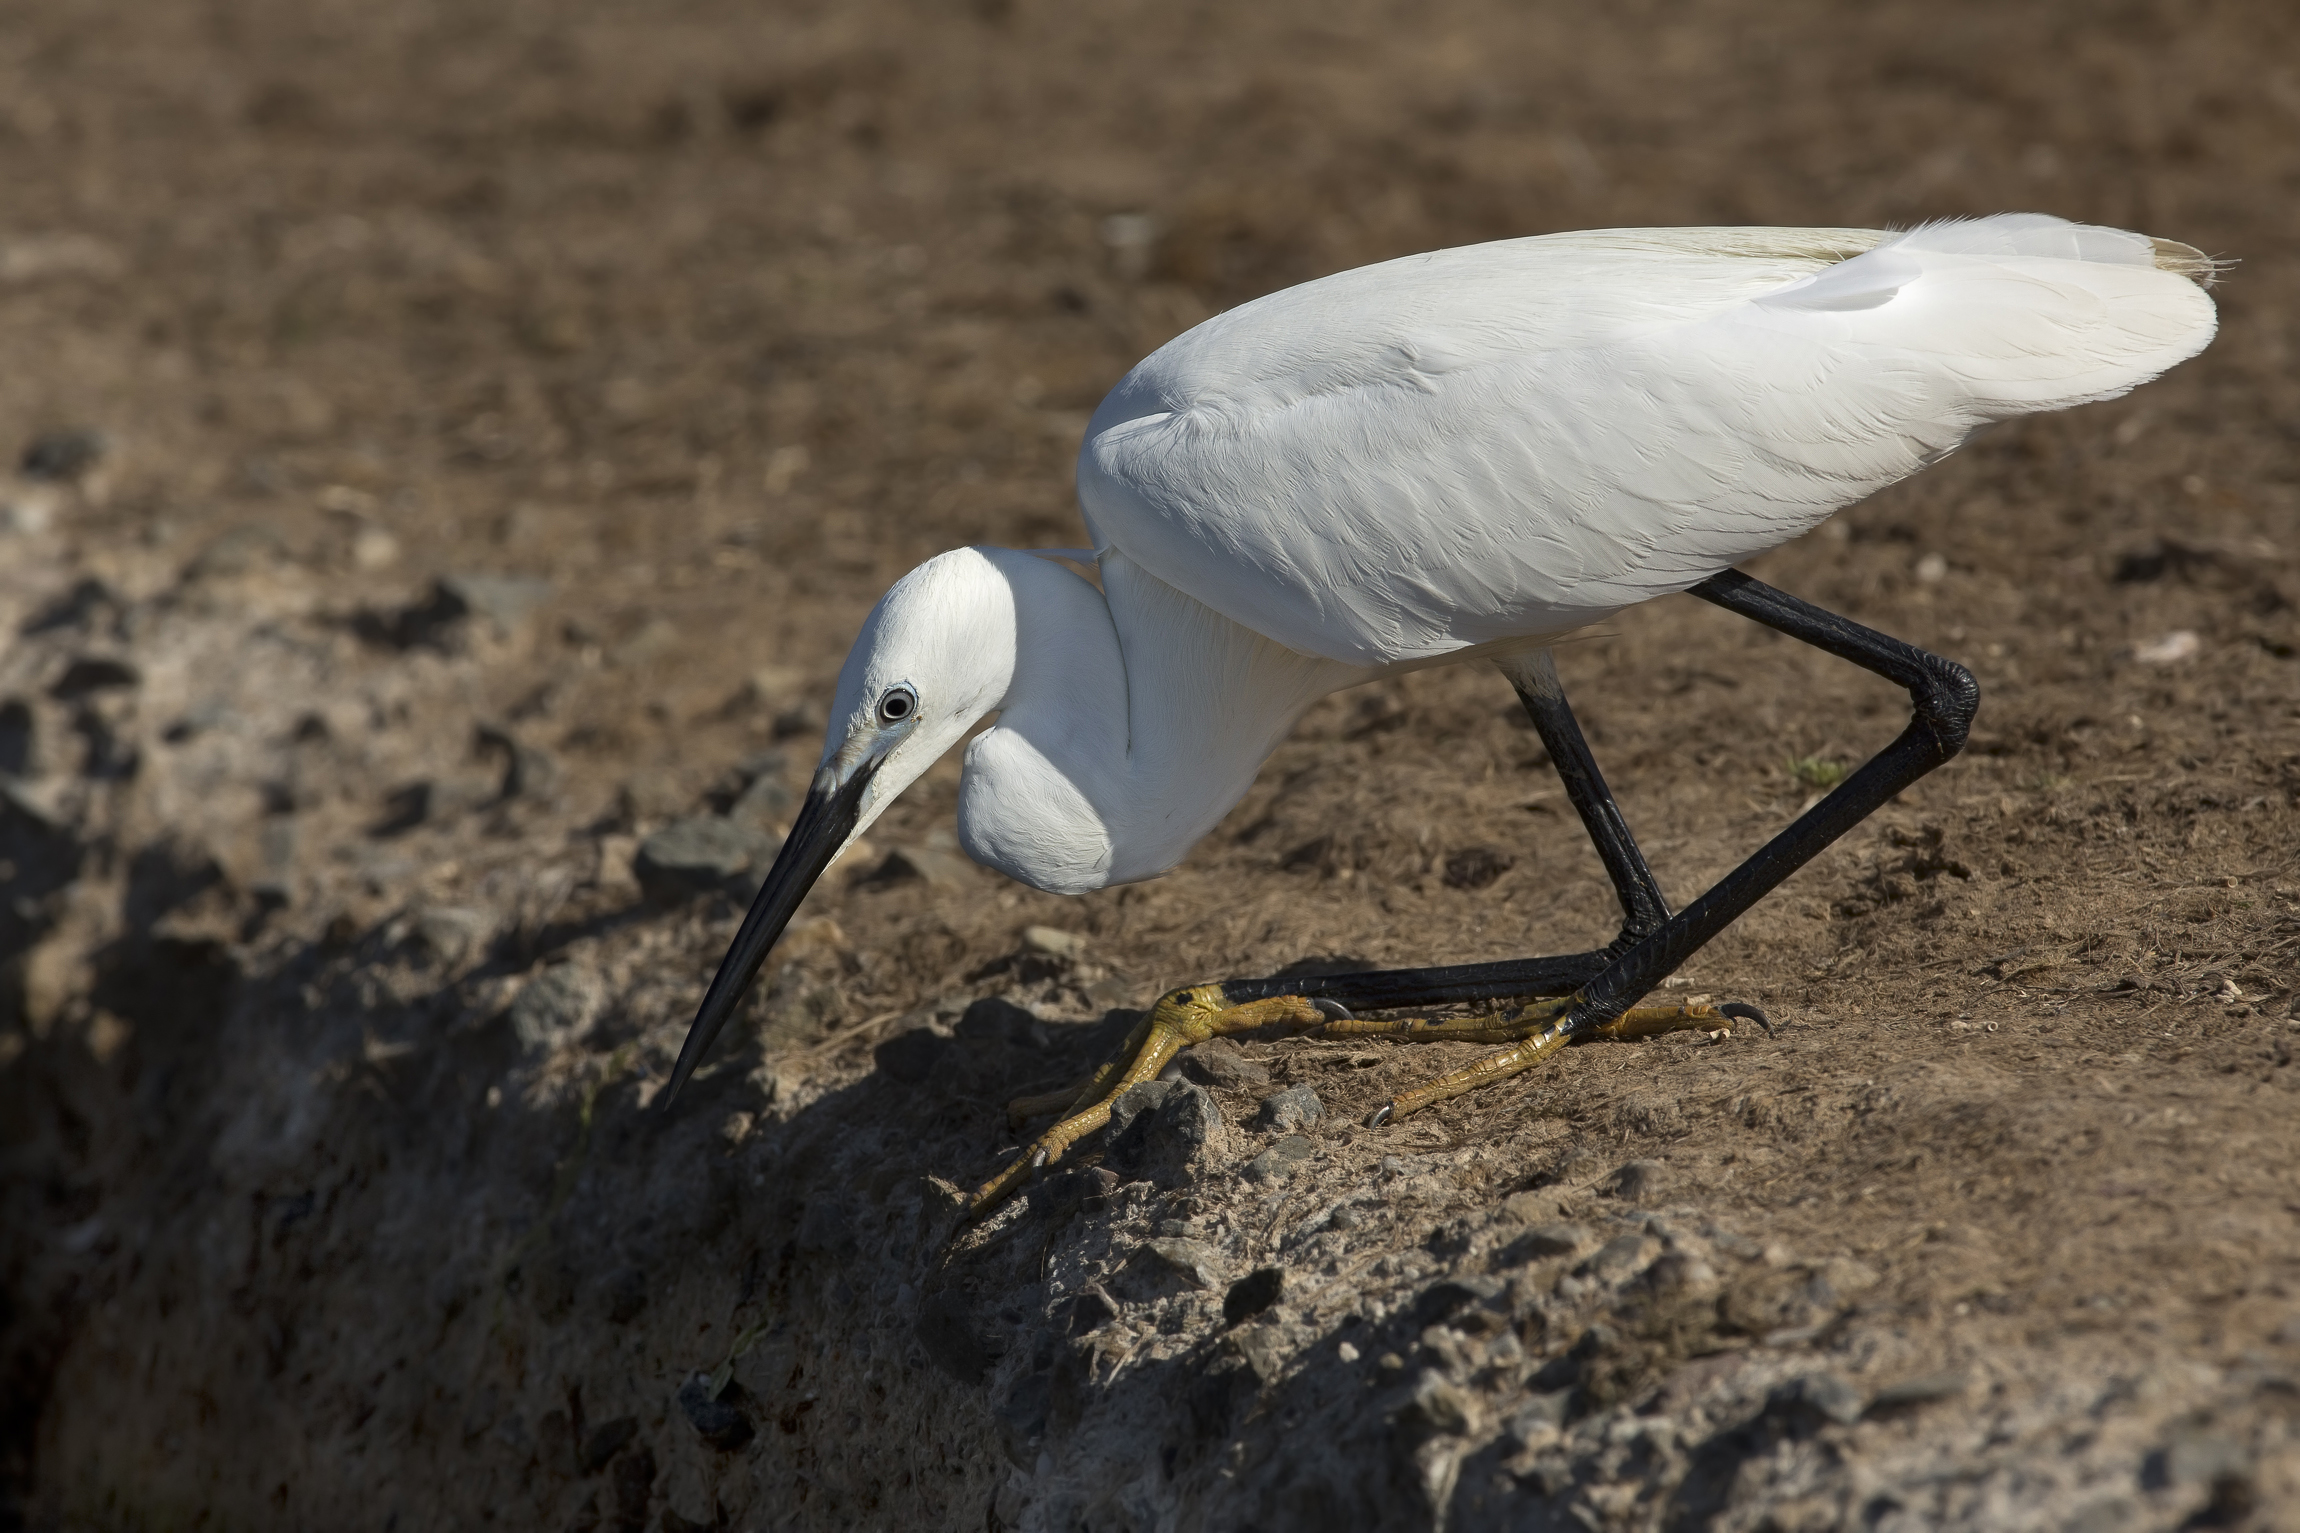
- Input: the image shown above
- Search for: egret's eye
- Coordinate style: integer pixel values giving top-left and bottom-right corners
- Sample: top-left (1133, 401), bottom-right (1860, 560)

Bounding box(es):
top-left (878, 685), bottom-right (917, 724)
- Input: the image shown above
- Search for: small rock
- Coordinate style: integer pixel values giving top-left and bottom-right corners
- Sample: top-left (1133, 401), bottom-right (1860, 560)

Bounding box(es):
top-left (1498, 1222), bottom-right (1597, 1266)
top-left (727, 770), bottom-right (795, 828)
top-left (579, 1415), bottom-right (638, 1473)
top-left (1769, 1372), bottom-right (1863, 1427)
top-left (869, 844), bottom-right (973, 888)
top-left (48, 656), bottom-right (139, 699)
top-left (412, 906), bottom-right (491, 966)
top-left (19, 428), bottom-right (108, 483)
top-left (19, 577), bottom-right (119, 635)
top-left (1411, 1274), bottom-right (1504, 1327)
top-left (1242, 1136), bottom-right (1317, 1184)
top-left (2144, 1429), bottom-right (2252, 1491)
top-left (1177, 1038), bottom-right (1270, 1091)
top-left (1399, 1376), bottom-right (1477, 1438)
top-left (1022, 925), bottom-right (1086, 959)
top-left (1865, 1370), bottom-right (1968, 1415)
top-left (1105, 1078), bottom-right (1175, 1135)
top-left (1499, 1188), bottom-right (1565, 1225)
top-left (1252, 1083), bottom-right (1323, 1134)
top-left (1223, 1267), bottom-right (1284, 1327)
top-left (634, 817), bottom-right (778, 903)
top-left (1109, 1080), bottom-right (1227, 1185)
top-left (477, 724), bottom-right (562, 802)
top-left (1600, 1159), bottom-right (1668, 1202)
top-left (440, 572), bottom-right (553, 632)
top-left (674, 1375), bottom-right (754, 1452)
top-left (1146, 1236), bottom-right (1225, 1290)
top-left (1580, 1232), bottom-right (1660, 1283)
top-left (184, 524), bottom-right (287, 580)
top-left (874, 1028), bottom-right (951, 1084)
top-left (613, 616), bottom-right (679, 665)
top-left (509, 964), bottom-right (603, 1052)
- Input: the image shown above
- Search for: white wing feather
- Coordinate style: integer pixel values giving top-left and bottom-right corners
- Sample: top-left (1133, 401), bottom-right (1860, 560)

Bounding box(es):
top-left (1078, 215), bottom-right (2217, 666)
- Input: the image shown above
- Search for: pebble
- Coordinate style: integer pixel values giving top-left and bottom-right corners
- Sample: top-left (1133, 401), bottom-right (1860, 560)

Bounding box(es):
top-left (1252, 1082), bottom-right (1323, 1134)
top-left (1022, 925), bottom-right (1087, 959)
top-left (675, 1375), bottom-right (755, 1451)
top-left (1602, 1159), bottom-right (1669, 1202)
top-left (48, 656), bottom-right (139, 699)
top-left (1499, 1222), bottom-right (1597, 1265)
top-left (1146, 1236), bottom-right (1225, 1290)
top-left (1580, 1232), bottom-right (1659, 1283)
top-left (509, 964), bottom-right (602, 1052)
top-left (634, 817), bottom-right (778, 902)
top-left (1110, 1080), bottom-right (1226, 1184)
top-left (1177, 1038), bottom-right (1270, 1091)
top-left (869, 844), bottom-right (972, 887)
top-left (1768, 1373), bottom-right (1863, 1427)
top-left (1865, 1371), bottom-right (1969, 1414)
top-left (1242, 1135), bottom-right (1316, 1184)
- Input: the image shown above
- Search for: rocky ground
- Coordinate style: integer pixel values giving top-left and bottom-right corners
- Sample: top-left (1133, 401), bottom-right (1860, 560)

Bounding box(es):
top-left (4, 1), bottom-right (2299, 1529)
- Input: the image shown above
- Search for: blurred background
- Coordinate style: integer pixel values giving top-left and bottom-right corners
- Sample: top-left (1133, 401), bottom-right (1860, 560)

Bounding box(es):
top-left (2, 0), bottom-right (2294, 1527)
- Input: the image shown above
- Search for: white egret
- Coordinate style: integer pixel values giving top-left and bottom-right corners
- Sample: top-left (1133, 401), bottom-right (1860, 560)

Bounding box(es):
top-left (664, 214), bottom-right (2217, 1215)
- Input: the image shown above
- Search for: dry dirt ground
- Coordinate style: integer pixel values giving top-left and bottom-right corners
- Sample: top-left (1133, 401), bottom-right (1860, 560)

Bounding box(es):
top-left (3, 1), bottom-right (2298, 1529)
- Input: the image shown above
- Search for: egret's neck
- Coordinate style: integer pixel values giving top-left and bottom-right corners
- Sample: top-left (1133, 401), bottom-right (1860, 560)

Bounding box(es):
top-left (957, 550), bottom-right (1369, 893)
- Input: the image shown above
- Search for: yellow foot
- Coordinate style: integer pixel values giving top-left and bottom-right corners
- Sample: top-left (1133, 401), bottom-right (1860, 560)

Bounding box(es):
top-left (1361, 996), bottom-right (1771, 1126)
top-left (965, 984), bottom-right (1330, 1219)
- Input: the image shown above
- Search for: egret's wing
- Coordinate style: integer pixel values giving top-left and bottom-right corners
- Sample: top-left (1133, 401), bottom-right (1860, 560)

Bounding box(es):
top-left (1078, 216), bottom-right (2217, 666)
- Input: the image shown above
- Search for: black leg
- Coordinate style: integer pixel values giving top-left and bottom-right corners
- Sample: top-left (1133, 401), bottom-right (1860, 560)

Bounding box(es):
top-left (1214, 570), bottom-right (1977, 1035)
top-left (1498, 647), bottom-right (1672, 951)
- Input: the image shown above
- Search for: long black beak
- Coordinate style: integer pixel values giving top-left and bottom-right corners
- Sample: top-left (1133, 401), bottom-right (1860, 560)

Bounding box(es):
top-left (660, 756), bottom-right (882, 1107)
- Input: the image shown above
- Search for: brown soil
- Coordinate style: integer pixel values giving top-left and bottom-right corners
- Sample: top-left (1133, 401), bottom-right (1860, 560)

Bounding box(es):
top-left (3, 0), bottom-right (2297, 1529)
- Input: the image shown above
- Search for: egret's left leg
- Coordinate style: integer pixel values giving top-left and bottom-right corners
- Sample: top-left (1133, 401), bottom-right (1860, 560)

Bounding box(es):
top-left (965, 986), bottom-right (1332, 1216)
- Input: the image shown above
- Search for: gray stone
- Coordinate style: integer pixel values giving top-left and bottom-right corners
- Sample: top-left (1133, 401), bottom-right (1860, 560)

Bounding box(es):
top-left (1242, 1135), bottom-right (1317, 1184)
top-left (412, 905), bottom-right (491, 966)
top-left (868, 844), bottom-right (972, 887)
top-left (634, 816), bottom-right (778, 902)
top-left (1580, 1232), bottom-right (1660, 1283)
top-left (1105, 1078), bottom-right (1176, 1138)
top-left (509, 964), bottom-right (602, 1052)
top-left (1770, 1372), bottom-right (1863, 1426)
top-left (726, 770), bottom-right (794, 827)
top-left (1499, 1222), bottom-right (1597, 1266)
top-left (1109, 1080), bottom-right (1227, 1185)
top-left (438, 572), bottom-right (553, 632)
top-left (1601, 1158), bottom-right (1669, 1202)
top-left (1177, 1038), bottom-right (1270, 1091)
top-left (1146, 1236), bottom-right (1225, 1289)
top-left (1866, 1370), bottom-right (1968, 1415)
top-left (675, 1375), bottom-right (754, 1452)
top-left (1253, 1082), bottom-right (1323, 1134)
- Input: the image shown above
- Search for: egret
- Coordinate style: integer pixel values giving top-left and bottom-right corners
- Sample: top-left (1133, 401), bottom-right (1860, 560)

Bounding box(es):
top-left (664, 214), bottom-right (2217, 1216)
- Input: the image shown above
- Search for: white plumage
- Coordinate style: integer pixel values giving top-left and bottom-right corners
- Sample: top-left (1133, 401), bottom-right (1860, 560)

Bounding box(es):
top-left (666, 213), bottom-right (2217, 1109)
top-left (1079, 216), bottom-right (2215, 666)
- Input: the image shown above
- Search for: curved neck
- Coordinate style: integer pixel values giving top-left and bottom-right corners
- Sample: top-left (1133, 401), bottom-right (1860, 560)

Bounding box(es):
top-left (956, 549), bottom-right (1368, 893)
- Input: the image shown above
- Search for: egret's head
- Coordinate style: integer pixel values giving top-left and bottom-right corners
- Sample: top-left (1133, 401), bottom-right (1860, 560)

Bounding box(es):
top-left (663, 549), bottom-right (1017, 1102)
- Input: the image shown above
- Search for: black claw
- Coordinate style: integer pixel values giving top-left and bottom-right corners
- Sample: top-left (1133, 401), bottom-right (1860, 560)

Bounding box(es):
top-left (1365, 1103), bottom-right (1394, 1129)
top-left (1719, 1001), bottom-right (1775, 1036)
top-left (1312, 998), bottom-right (1354, 1023)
